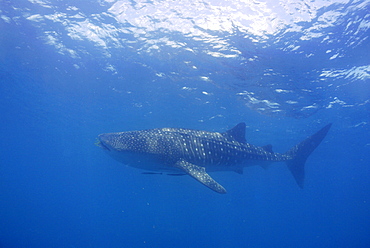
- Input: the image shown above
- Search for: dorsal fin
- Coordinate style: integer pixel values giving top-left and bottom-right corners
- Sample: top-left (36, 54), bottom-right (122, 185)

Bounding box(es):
top-left (262, 144), bottom-right (273, 153)
top-left (223, 122), bottom-right (246, 143)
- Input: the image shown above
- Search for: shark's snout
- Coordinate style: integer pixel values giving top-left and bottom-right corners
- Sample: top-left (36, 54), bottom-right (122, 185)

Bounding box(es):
top-left (97, 134), bottom-right (112, 151)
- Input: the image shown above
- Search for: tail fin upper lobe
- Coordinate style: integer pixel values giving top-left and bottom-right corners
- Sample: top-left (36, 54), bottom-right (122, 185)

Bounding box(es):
top-left (286, 124), bottom-right (332, 188)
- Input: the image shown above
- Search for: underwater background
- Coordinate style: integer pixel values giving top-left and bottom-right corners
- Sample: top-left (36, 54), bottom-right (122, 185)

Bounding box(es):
top-left (0, 0), bottom-right (369, 247)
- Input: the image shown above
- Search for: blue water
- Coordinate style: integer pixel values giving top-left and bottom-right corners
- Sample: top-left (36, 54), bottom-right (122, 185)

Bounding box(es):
top-left (1, 0), bottom-right (369, 247)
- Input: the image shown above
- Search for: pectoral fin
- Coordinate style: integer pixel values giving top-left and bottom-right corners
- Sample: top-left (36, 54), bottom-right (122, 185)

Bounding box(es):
top-left (174, 160), bottom-right (227, 194)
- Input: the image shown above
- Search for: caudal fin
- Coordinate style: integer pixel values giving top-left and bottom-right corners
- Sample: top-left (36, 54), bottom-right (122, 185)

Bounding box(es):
top-left (285, 123), bottom-right (332, 188)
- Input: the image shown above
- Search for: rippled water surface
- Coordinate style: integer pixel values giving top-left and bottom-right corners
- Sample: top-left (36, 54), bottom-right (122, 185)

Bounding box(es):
top-left (0, 0), bottom-right (369, 247)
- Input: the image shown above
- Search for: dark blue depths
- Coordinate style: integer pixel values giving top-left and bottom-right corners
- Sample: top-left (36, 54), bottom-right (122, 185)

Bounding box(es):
top-left (0, 1), bottom-right (369, 248)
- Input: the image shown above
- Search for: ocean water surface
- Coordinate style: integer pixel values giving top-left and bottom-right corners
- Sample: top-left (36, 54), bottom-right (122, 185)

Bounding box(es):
top-left (0, 0), bottom-right (369, 247)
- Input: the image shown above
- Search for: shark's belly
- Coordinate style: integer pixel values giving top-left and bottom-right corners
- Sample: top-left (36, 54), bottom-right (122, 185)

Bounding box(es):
top-left (183, 155), bottom-right (279, 172)
top-left (106, 150), bottom-right (180, 172)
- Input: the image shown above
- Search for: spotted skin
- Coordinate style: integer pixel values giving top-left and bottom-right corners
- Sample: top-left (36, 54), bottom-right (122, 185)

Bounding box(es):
top-left (97, 123), bottom-right (332, 193)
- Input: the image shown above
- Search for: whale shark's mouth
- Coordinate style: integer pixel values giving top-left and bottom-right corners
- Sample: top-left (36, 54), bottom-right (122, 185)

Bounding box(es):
top-left (95, 139), bottom-right (111, 151)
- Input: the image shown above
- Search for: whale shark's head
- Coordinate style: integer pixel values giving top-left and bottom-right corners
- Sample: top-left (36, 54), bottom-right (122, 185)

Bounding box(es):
top-left (97, 132), bottom-right (145, 153)
top-left (97, 132), bottom-right (147, 166)
top-left (96, 131), bottom-right (167, 170)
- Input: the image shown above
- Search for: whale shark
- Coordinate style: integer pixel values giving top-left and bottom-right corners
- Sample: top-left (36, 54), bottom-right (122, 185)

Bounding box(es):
top-left (97, 123), bottom-right (331, 193)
